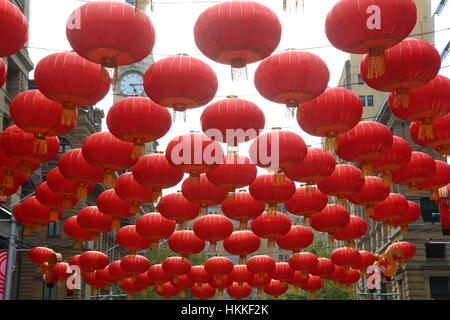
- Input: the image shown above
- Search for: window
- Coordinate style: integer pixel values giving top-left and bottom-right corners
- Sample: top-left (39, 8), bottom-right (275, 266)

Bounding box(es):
top-left (47, 221), bottom-right (61, 238)
top-left (429, 277), bottom-right (450, 300)
top-left (58, 137), bottom-right (72, 154)
top-left (358, 74), bottom-right (364, 85)
top-left (367, 95), bottom-right (374, 107)
top-left (425, 243), bottom-right (446, 259)
top-left (420, 197), bottom-right (440, 223)
top-left (42, 282), bottom-right (57, 300)
top-left (359, 96), bottom-right (366, 107)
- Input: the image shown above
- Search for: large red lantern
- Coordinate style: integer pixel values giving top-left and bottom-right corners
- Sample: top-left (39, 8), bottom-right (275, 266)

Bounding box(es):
top-left (135, 271), bottom-right (156, 295)
top-left (13, 203), bottom-right (36, 235)
top-left (254, 50), bottom-right (329, 116)
top-left (194, 1), bottom-right (281, 80)
top-left (107, 97), bottom-right (172, 159)
top-left (228, 265), bottom-right (253, 287)
top-left (339, 268), bottom-right (361, 292)
top-left (357, 251), bottom-right (376, 276)
top-left (270, 262), bottom-right (294, 285)
top-left (157, 191), bottom-right (200, 230)
top-left (9, 90), bottom-right (76, 154)
top-left (287, 271), bottom-right (309, 293)
top-left (36, 182), bottom-right (78, 221)
top-left (325, 0), bottom-right (417, 79)
top-left (144, 55), bottom-right (218, 120)
top-left (79, 251), bottom-right (109, 277)
top-left (325, 264), bottom-right (347, 288)
top-left (276, 225), bottom-right (314, 254)
top-left (392, 152), bottom-right (436, 195)
top-left (310, 258), bottom-right (335, 285)
top-left (116, 225), bottom-right (152, 255)
top-left (118, 277), bottom-right (142, 300)
top-left (0, 0), bottom-right (29, 57)
top-left (95, 266), bottom-right (118, 290)
top-left (34, 52), bottom-right (110, 125)
top-left (221, 191), bottom-right (265, 230)
top-left (418, 160), bottom-right (450, 201)
top-left (361, 38), bottom-right (441, 108)
top-left (297, 88), bottom-right (362, 151)
top-left (336, 121), bottom-right (393, 176)
top-left (227, 282), bottom-right (253, 300)
top-left (191, 283), bottom-right (216, 300)
top-left (120, 255), bottom-right (150, 279)
top-left (58, 149), bottom-right (104, 199)
top-left (63, 216), bottom-right (92, 249)
top-left (77, 206), bottom-right (112, 241)
top-left (96, 189), bottom-right (133, 231)
top-left (248, 273), bottom-right (271, 296)
top-left (29, 247), bottom-right (55, 271)
top-left (333, 216), bottom-right (368, 248)
top-left (135, 212), bottom-right (176, 249)
top-left (223, 231), bottom-right (261, 264)
top-left (310, 205), bottom-right (350, 244)
top-left (204, 257), bottom-right (234, 284)
top-left (155, 282), bottom-right (180, 300)
top-left (251, 211), bottom-right (292, 248)
top-left (187, 265), bottom-right (213, 290)
top-left (331, 248), bottom-right (361, 274)
top-left (391, 200), bottom-right (421, 234)
top-left (168, 230), bottom-right (205, 261)
top-left (246, 255), bottom-right (276, 281)
top-left (193, 213), bottom-right (234, 251)
top-left (388, 242), bottom-right (416, 267)
top-left (288, 252), bottom-right (318, 280)
top-left (21, 196), bottom-right (57, 231)
top-left (108, 261), bottom-right (132, 286)
top-left (162, 257), bottom-right (191, 284)
top-left (263, 280), bottom-right (288, 300)
top-left (373, 136), bottom-right (412, 186)
top-left (82, 132), bottom-right (137, 188)
top-left (372, 193), bottom-right (409, 228)
top-left (66, 1), bottom-right (155, 69)
top-left (148, 264), bottom-right (171, 291)
top-left (173, 275), bottom-right (195, 298)
top-left (346, 176), bottom-right (390, 216)
top-left (284, 186), bottom-right (328, 225)
top-left (316, 164), bottom-right (365, 206)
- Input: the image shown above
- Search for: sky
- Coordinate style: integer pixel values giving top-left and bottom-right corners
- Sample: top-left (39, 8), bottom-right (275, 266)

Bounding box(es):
top-left (26, 0), bottom-right (450, 194)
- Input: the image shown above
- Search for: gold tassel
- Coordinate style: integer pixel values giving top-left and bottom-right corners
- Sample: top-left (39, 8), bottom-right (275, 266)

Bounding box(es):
top-left (24, 226), bottom-right (32, 235)
top-left (407, 183), bottom-right (419, 195)
top-left (189, 172), bottom-right (201, 185)
top-left (49, 209), bottom-right (59, 222)
top-left (130, 202), bottom-right (141, 214)
top-left (172, 275), bottom-right (179, 284)
top-left (430, 190), bottom-right (439, 201)
top-left (393, 89), bottom-right (410, 108)
top-left (127, 293), bottom-right (132, 300)
top-left (382, 170), bottom-right (392, 187)
top-left (176, 222), bottom-right (184, 231)
top-left (112, 217), bottom-right (121, 231)
top-left (76, 183), bottom-right (88, 200)
top-left (62, 196), bottom-right (73, 209)
top-left (274, 171), bottom-right (286, 185)
top-left (217, 289), bottom-right (223, 297)
top-left (366, 205), bottom-right (374, 217)
top-left (92, 232), bottom-right (100, 242)
top-left (267, 239), bottom-right (276, 249)
top-left (103, 169), bottom-right (116, 189)
top-left (367, 47), bottom-right (385, 79)
top-left (305, 215), bottom-right (312, 226)
top-left (336, 197), bottom-right (346, 207)
top-left (180, 289), bottom-right (186, 298)
top-left (361, 162), bottom-right (373, 177)
top-left (19, 161), bottom-right (32, 176)
top-left (239, 220), bottom-right (248, 231)
top-left (152, 240), bottom-right (159, 250)
top-left (239, 255), bottom-right (246, 265)
top-left (32, 133), bottom-right (48, 155)
top-left (2, 171), bottom-right (14, 189)
top-left (208, 242), bottom-right (217, 252)
top-left (257, 288), bottom-right (263, 296)
top-left (334, 281), bottom-right (340, 288)
top-left (324, 134), bottom-right (338, 153)
top-left (346, 284), bottom-right (352, 293)
top-left (309, 291), bottom-right (316, 299)
top-left (140, 289), bottom-right (147, 295)
top-left (216, 275), bottom-right (222, 285)
top-left (73, 240), bottom-right (82, 249)
top-left (294, 286), bottom-right (299, 293)
top-left (268, 205), bottom-right (278, 218)
top-left (418, 118), bottom-right (434, 140)
top-left (61, 105), bottom-right (78, 126)
top-left (400, 225), bottom-right (408, 234)
top-left (347, 240), bottom-right (355, 248)
top-left (92, 287), bottom-right (98, 295)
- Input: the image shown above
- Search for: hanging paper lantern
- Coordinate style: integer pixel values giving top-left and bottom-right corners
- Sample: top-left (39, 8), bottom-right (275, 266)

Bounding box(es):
top-left (9, 90), bottom-right (76, 154)
top-left (310, 257), bottom-right (335, 285)
top-left (325, 0), bottom-right (416, 79)
top-left (392, 152), bottom-right (436, 195)
top-left (173, 274), bottom-right (195, 298)
top-left (316, 164), bottom-right (365, 207)
top-left (284, 186), bottom-right (328, 226)
top-left (155, 282), bottom-right (180, 300)
top-left (336, 121), bottom-right (393, 176)
top-left (165, 133), bottom-right (223, 182)
top-left (157, 191), bottom-right (201, 230)
top-left (339, 268), bottom-right (361, 292)
top-left (136, 212), bottom-right (176, 249)
top-left (371, 193), bottom-right (409, 228)
top-left (263, 279), bottom-right (288, 300)
top-left (254, 50), bottom-right (330, 116)
top-left (227, 282), bottom-right (253, 300)
top-left (360, 38), bottom-right (441, 108)
top-left (0, 0), bottom-right (29, 57)
top-left (418, 161), bottom-right (450, 201)
top-left (324, 264), bottom-right (347, 288)
top-left (66, 1), bottom-right (155, 70)
top-left (21, 196), bottom-right (58, 231)
top-left (246, 255), bottom-right (276, 282)
top-left (0, 58), bottom-right (5, 88)
top-left (346, 176), bottom-right (390, 216)
top-left (120, 255), bottom-right (150, 279)
top-left (36, 182), bottom-right (78, 222)
top-left (0, 125), bottom-right (59, 175)
top-left (0, 145), bottom-right (22, 188)
top-left (284, 148), bottom-right (336, 186)
top-left (144, 55), bottom-right (218, 121)
top-left (208, 275), bottom-right (232, 297)
top-left (204, 257), bottom-right (234, 285)
top-left (228, 265), bottom-right (253, 288)
top-left (29, 247), bottom-right (55, 272)
top-left (191, 283), bottom-right (216, 300)
top-left (251, 211), bottom-right (292, 248)
top-left (333, 216), bottom-right (368, 248)
top-left (58, 149), bottom-right (104, 200)
top-left (270, 262), bottom-right (294, 286)
top-left (300, 275), bottom-right (323, 299)
top-left (181, 174), bottom-right (228, 216)
top-left (162, 257), bottom-right (192, 284)
top-left (116, 225), bottom-right (152, 255)
top-left (114, 172), bottom-right (159, 214)
top-left (95, 266), bottom-right (118, 291)
top-left (53, 262), bottom-right (70, 287)
top-left (0, 170), bottom-right (28, 199)
top-left (77, 206), bottom-right (112, 242)
top-left (79, 251), bottom-right (109, 277)
top-left (187, 265), bottom-right (213, 290)
top-left (69, 255), bottom-right (89, 276)
top-left (63, 216), bottom-right (92, 249)
top-left (13, 203), bottom-right (38, 235)
top-left (96, 189), bottom-right (134, 231)
top-left (193, 212), bottom-right (234, 251)
top-left (249, 173), bottom-right (296, 215)
top-left (297, 88), bottom-right (362, 151)
top-left (331, 248), bottom-right (361, 274)
top-left (310, 204), bottom-right (350, 244)
top-left (119, 277), bottom-right (143, 300)
top-left (221, 190), bottom-right (265, 230)
top-left (223, 231), bottom-right (261, 264)
top-left (388, 242), bottom-right (416, 267)
top-left (356, 251), bottom-right (376, 276)
top-left (288, 252), bottom-right (318, 281)
top-left (134, 270), bottom-right (156, 296)
top-left (372, 136), bottom-right (412, 187)
top-left (82, 132), bottom-right (137, 188)
top-left (107, 97), bottom-right (172, 159)
top-left (422, 114), bottom-right (450, 159)
top-left (248, 273), bottom-right (271, 296)
top-left (34, 52), bottom-right (110, 125)
top-left (276, 225), bottom-right (314, 254)
top-left (391, 201), bottom-right (421, 234)
top-left (148, 264), bottom-right (171, 291)
top-left (168, 230), bottom-right (205, 261)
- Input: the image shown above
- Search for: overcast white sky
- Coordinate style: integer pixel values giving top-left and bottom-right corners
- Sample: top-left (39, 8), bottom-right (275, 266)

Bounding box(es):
top-left (26, 0), bottom-right (450, 193)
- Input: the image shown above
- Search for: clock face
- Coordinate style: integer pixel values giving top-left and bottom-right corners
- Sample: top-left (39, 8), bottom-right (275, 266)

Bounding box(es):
top-left (119, 71), bottom-right (144, 96)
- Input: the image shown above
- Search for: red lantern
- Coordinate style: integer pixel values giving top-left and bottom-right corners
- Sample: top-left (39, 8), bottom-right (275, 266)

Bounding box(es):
top-left (373, 136), bottom-right (412, 186)
top-left (116, 225), bottom-right (152, 255)
top-left (0, 58), bottom-right (5, 88)
top-left (0, 125), bottom-right (59, 175)
top-left (155, 281), bottom-right (180, 300)
top-left (263, 279), bottom-right (288, 300)
top-left (284, 187), bottom-right (328, 226)
top-left (336, 121), bottom-right (393, 176)
top-left (148, 264), bottom-right (171, 291)
top-left (297, 88), bottom-right (363, 151)
top-left (340, 268), bottom-right (361, 292)
top-left (108, 261), bottom-right (132, 285)
top-left (287, 271), bottom-right (309, 293)
top-left (246, 255), bottom-right (276, 281)
top-left (391, 200), bottom-right (421, 234)
top-left (249, 173), bottom-right (296, 215)
top-left (135, 212), bottom-right (176, 249)
top-left (53, 262), bottom-right (70, 287)
top-left (227, 282), bottom-right (253, 300)
top-left (144, 55), bottom-right (218, 120)
top-left (10, 90), bottom-right (76, 154)
top-left (310, 257), bottom-right (335, 285)
top-left (331, 248), bottom-right (361, 274)
top-left (13, 203), bottom-right (38, 235)
top-left (317, 164), bottom-right (365, 206)
top-left (82, 132), bottom-right (137, 188)
top-left (34, 52), bottom-right (110, 125)
top-left (356, 251), bottom-right (376, 276)
top-left (191, 283), bottom-right (216, 300)
top-left (157, 191), bottom-right (200, 230)
top-left (333, 216), bottom-right (368, 248)
top-left (325, 0), bottom-right (417, 79)
top-left (96, 189), bottom-right (134, 231)
top-left (204, 257), bottom-right (233, 284)
top-left (120, 255), bottom-right (150, 279)
top-left (79, 251), bottom-right (109, 277)
top-left (58, 149), bottom-right (104, 199)
top-left (181, 174), bottom-right (228, 216)
top-left (223, 231), bottom-right (261, 264)
top-left (29, 247), bottom-right (55, 271)
top-left (417, 114), bottom-right (450, 159)
top-left (95, 266), bottom-right (118, 290)
top-left (288, 252), bottom-right (318, 280)
top-left (221, 190), bottom-right (265, 230)
top-left (310, 204), bottom-right (350, 244)
top-left (361, 38), bottom-right (441, 108)
top-left (66, 1), bottom-right (155, 69)
top-left (372, 193), bottom-right (409, 228)
top-left (77, 206), bottom-right (112, 242)
top-left (173, 275), bottom-right (195, 298)
top-left (119, 277), bottom-right (142, 300)
top-left (0, 0), bottom-right (29, 57)
top-left (270, 262), bottom-right (294, 285)
top-left (0, 145), bottom-right (22, 188)
top-left (21, 196), bottom-right (56, 231)
top-left (115, 172), bottom-right (159, 214)
top-left (325, 264), bottom-right (347, 288)
top-left (135, 270), bottom-right (155, 295)
top-left (162, 257), bottom-right (191, 284)
top-left (392, 152), bottom-right (436, 195)
top-left (0, 170), bottom-right (27, 198)
top-left (388, 242), bottom-right (416, 267)
top-left (254, 50), bottom-right (330, 116)
top-left (193, 213), bottom-right (233, 251)
top-left (194, 1), bottom-right (281, 79)
top-left (168, 230), bottom-right (205, 261)
top-left (251, 211), bottom-right (291, 249)
top-left (188, 265), bottom-right (213, 290)
top-left (346, 176), bottom-right (390, 216)
top-left (248, 273), bottom-right (271, 296)
top-left (63, 216), bottom-right (92, 249)
top-left (208, 275), bottom-right (232, 297)
top-left (36, 181), bottom-right (78, 221)
top-left (228, 265), bottom-right (253, 288)
top-left (418, 160), bottom-right (450, 201)
top-left (276, 225), bottom-right (314, 254)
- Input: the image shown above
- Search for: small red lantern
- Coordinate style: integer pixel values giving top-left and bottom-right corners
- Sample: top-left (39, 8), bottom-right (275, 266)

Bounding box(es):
top-left (0, 145), bottom-right (22, 188)
top-left (270, 262), bottom-right (294, 285)
top-left (108, 261), bottom-right (132, 286)
top-left (173, 275), bottom-right (195, 298)
top-left (331, 248), bottom-right (361, 274)
top-left (121, 255), bottom-right (150, 279)
top-left (310, 257), bottom-right (335, 285)
top-left (158, 191), bottom-right (200, 230)
top-left (187, 265), bottom-right (213, 290)
top-left (168, 230), bottom-right (205, 261)
top-left (119, 277), bottom-right (142, 300)
top-left (228, 265), bottom-right (253, 288)
top-left (251, 211), bottom-right (292, 248)
top-left (418, 161), bottom-right (450, 201)
top-left (13, 203), bottom-right (37, 235)
top-left (223, 231), bottom-right (261, 264)
top-left (79, 251), bottom-right (109, 277)
top-left (204, 257), bottom-right (234, 284)
top-left (221, 190), bottom-right (265, 230)
top-left (340, 268), bottom-right (361, 292)
top-left (346, 176), bottom-right (390, 216)
top-left (371, 193), bottom-right (409, 228)
top-left (246, 255), bottom-right (276, 282)
top-left (391, 200), bottom-right (421, 234)
top-left (116, 225), bottom-right (152, 255)
top-left (248, 273), bottom-right (271, 296)
top-left (21, 196), bottom-right (57, 231)
top-left (227, 282), bottom-right (253, 300)
top-left (96, 189), bottom-right (134, 231)
top-left (325, 264), bottom-right (347, 288)
top-left (310, 204), bottom-right (350, 244)
top-left (193, 213), bottom-right (234, 251)
top-left (95, 266), bottom-right (118, 290)
top-left (276, 225), bottom-right (314, 254)
top-left (29, 246), bottom-right (55, 272)
top-left (191, 283), bottom-right (216, 300)
top-left (77, 206), bottom-right (112, 242)
top-left (162, 257), bottom-right (192, 284)
top-left (287, 271), bottom-right (309, 293)
top-left (388, 242), bottom-right (416, 267)
top-left (36, 181), bottom-right (78, 222)
top-left (0, 0), bottom-right (29, 57)
top-left (288, 252), bottom-right (318, 280)
top-left (135, 212), bottom-right (176, 249)
top-left (63, 216), bottom-right (92, 249)
top-left (263, 279), bottom-right (288, 300)
top-left (284, 186), bottom-right (329, 225)
top-left (148, 264), bottom-right (171, 291)
top-left (356, 251), bottom-right (376, 276)
top-left (208, 275), bottom-right (232, 298)
top-left (115, 172), bottom-right (159, 214)
top-left (333, 216), bottom-right (368, 248)
top-left (155, 282), bottom-right (180, 300)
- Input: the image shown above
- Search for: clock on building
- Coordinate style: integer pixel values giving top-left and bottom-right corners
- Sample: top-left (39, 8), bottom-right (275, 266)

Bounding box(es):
top-left (119, 71), bottom-right (144, 96)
